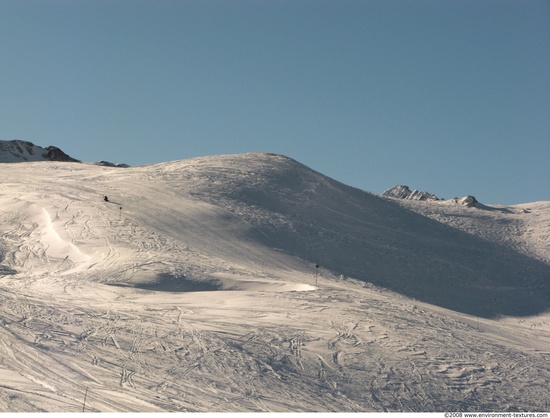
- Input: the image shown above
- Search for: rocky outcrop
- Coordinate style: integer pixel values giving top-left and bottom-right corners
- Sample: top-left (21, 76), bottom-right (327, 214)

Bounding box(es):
top-left (0, 140), bottom-right (80, 163)
top-left (450, 195), bottom-right (478, 208)
top-left (94, 161), bottom-right (130, 168)
top-left (382, 185), bottom-right (441, 201)
top-left (383, 185), bottom-right (480, 208)
top-left (44, 146), bottom-right (81, 162)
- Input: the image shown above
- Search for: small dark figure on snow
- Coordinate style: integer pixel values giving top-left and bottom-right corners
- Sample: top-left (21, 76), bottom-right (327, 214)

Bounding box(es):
top-left (103, 195), bottom-right (109, 202)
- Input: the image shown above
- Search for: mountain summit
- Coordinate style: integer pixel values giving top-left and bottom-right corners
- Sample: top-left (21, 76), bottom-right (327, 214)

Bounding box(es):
top-left (0, 139), bottom-right (80, 163)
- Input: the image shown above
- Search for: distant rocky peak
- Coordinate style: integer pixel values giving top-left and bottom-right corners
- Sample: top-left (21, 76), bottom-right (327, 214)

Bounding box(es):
top-left (383, 185), bottom-right (480, 208)
top-left (43, 145), bottom-right (80, 162)
top-left (382, 185), bottom-right (441, 201)
top-left (0, 139), bottom-right (80, 163)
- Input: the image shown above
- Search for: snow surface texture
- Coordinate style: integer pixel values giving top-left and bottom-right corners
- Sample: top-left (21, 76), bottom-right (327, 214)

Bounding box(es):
top-left (0, 153), bottom-right (549, 412)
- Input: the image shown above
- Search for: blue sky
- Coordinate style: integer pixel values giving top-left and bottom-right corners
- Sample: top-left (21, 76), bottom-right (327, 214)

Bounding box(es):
top-left (1, 0), bottom-right (548, 204)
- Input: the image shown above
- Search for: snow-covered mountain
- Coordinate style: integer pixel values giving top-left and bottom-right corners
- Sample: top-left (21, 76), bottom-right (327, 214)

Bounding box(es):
top-left (0, 152), bottom-right (548, 412)
top-left (383, 185), bottom-right (441, 201)
top-left (0, 139), bottom-right (80, 163)
top-left (383, 184), bottom-right (480, 208)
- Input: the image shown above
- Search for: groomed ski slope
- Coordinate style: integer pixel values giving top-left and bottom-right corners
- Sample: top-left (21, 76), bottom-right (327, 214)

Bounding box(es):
top-left (0, 153), bottom-right (549, 412)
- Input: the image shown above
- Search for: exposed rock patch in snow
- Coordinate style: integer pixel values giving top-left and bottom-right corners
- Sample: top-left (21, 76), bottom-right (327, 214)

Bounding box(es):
top-left (448, 195), bottom-right (479, 208)
top-left (93, 161), bottom-right (130, 168)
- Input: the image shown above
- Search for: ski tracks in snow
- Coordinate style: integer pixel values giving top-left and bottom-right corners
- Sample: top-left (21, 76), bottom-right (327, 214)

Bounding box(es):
top-left (1, 163), bottom-right (549, 412)
top-left (1, 266), bottom-right (549, 411)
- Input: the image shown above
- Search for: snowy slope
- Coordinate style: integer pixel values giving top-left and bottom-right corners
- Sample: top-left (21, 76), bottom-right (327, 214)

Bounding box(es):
top-left (0, 153), bottom-right (549, 412)
top-left (381, 194), bottom-right (550, 267)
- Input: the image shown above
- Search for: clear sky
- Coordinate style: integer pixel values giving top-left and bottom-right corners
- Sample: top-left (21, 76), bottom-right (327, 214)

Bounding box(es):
top-left (1, 0), bottom-right (549, 204)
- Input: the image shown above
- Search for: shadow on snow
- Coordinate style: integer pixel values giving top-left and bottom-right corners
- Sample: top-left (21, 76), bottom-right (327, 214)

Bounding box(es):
top-left (108, 273), bottom-right (222, 293)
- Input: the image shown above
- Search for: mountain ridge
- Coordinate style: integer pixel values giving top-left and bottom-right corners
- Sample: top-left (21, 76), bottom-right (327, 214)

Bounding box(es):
top-left (383, 184), bottom-right (442, 201)
top-left (0, 139), bottom-right (80, 163)
top-left (383, 184), bottom-right (480, 208)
